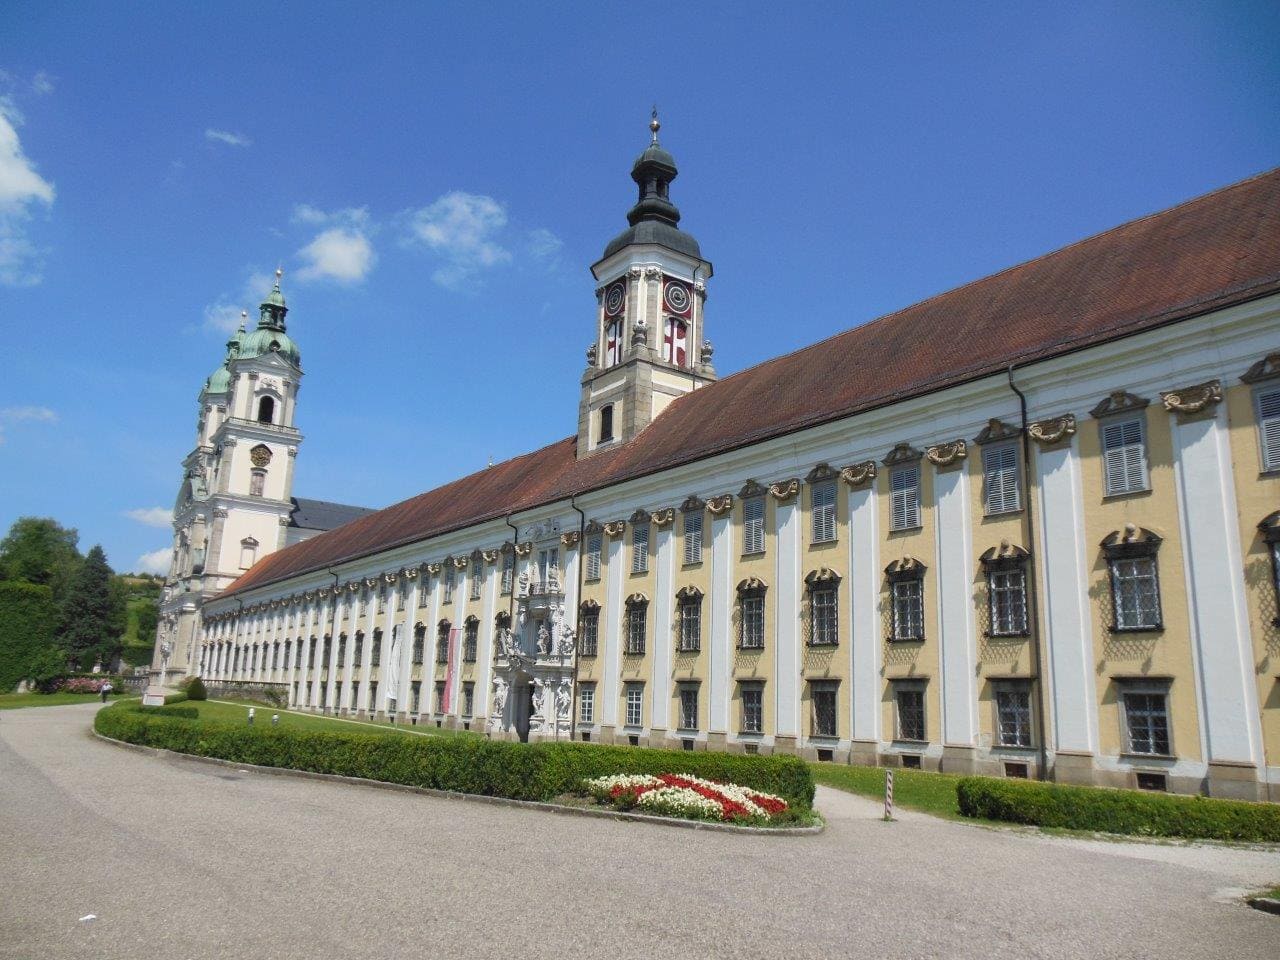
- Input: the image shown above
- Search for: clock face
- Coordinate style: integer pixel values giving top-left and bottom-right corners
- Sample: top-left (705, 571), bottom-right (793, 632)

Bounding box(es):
top-left (604, 282), bottom-right (626, 317)
top-left (663, 280), bottom-right (691, 315)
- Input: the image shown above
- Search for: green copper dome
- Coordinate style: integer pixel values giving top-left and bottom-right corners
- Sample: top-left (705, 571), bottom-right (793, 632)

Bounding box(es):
top-left (236, 269), bottom-right (301, 366)
top-left (204, 364), bottom-right (232, 394)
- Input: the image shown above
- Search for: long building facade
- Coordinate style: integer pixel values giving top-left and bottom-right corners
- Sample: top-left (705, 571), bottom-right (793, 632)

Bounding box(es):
top-left (189, 122), bottom-right (1280, 800)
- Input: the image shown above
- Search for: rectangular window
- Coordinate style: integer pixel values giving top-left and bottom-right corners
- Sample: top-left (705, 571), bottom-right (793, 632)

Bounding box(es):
top-left (350, 682), bottom-right (360, 709)
top-left (462, 682), bottom-right (474, 718)
top-left (579, 608), bottom-right (599, 657)
top-left (1110, 556), bottom-right (1162, 630)
top-left (678, 596), bottom-right (701, 652)
top-left (435, 626), bottom-right (450, 663)
top-left (678, 684), bottom-right (699, 731)
top-left (809, 584), bottom-right (839, 645)
top-left (370, 632), bottom-right (381, 667)
top-left (368, 681), bottom-right (378, 712)
top-left (337, 634), bottom-right (347, 664)
top-left (739, 592), bottom-right (765, 649)
top-left (1258, 388), bottom-right (1280, 471)
top-left (1101, 417), bottom-right (1148, 495)
top-left (811, 680), bottom-right (838, 738)
top-left (632, 522), bottom-right (650, 574)
top-left (625, 683), bottom-right (643, 727)
top-left (988, 567), bottom-right (1028, 636)
top-left (683, 511), bottom-right (703, 564)
top-left (501, 552), bottom-right (514, 594)
top-left (995, 682), bottom-right (1033, 747)
top-left (741, 683), bottom-right (763, 734)
top-left (579, 684), bottom-right (595, 724)
top-left (397, 584), bottom-right (406, 611)
top-left (418, 581), bottom-right (427, 607)
top-left (463, 621), bottom-right (478, 662)
top-left (249, 470), bottom-right (265, 497)
top-left (410, 680), bottom-right (421, 714)
top-left (895, 685), bottom-right (926, 742)
top-left (891, 579), bottom-right (924, 641)
top-left (982, 443), bottom-right (1021, 515)
top-left (470, 570), bottom-right (482, 600)
top-left (295, 641), bottom-right (303, 668)
top-left (585, 534), bottom-right (602, 581)
top-left (412, 628), bottom-right (424, 665)
top-left (743, 497), bottom-right (765, 555)
top-left (890, 465), bottom-right (921, 531)
top-left (443, 569), bottom-right (455, 603)
top-left (353, 632), bottom-right (364, 664)
top-left (599, 403), bottom-right (614, 443)
top-left (625, 603), bottom-right (647, 655)
top-left (434, 681), bottom-right (446, 714)
top-left (811, 481), bottom-right (837, 543)
top-left (1122, 686), bottom-right (1171, 756)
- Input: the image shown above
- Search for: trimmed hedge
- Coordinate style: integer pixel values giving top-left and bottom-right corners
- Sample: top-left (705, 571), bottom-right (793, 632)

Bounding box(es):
top-left (94, 707), bottom-right (814, 811)
top-left (0, 581), bottom-right (56, 691)
top-left (956, 776), bottom-right (1280, 842)
top-left (131, 703), bottom-right (199, 720)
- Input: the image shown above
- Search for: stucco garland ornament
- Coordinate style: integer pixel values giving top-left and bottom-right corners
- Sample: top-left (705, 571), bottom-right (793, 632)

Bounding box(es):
top-left (650, 507), bottom-right (676, 527)
top-left (840, 461), bottom-right (877, 488)
top-left (1160, 380), bottom-right (1222, 415)
top-left (707, 494), bottom-right (734, 516)
top-left (1027, 414), bottom-right (1076, 446)
top-left (769, 479), bottom-right (800, 502)
top-left (926, 440), bottom-right (967, 468)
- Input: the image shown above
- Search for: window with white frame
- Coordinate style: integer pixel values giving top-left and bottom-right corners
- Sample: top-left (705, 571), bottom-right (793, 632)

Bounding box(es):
top-left (579, 684), bottom-right (595, 723)
top-left (890, 465), bottom-right (921, 530)
top-left (743, 497), bottom-right (765, 555)
top-left (683, 510), bottom-right (703, 564)
top-left (412, 624), bottom-right (425, 664)
top-left (740, 682), bottom-right (764, 734)
top-left (462, 618), bottom-right (478, 662)
top-left (1103, 528), bottom-right (1163, 632)
top-left (624, 683), bottom-right (643, 727)
top-left (1101, 417), bottom-right (1148, 495)
top-left (980, 545), bottom-right (1030, 637)
top-left (994, 681), bottom-right (1033, 747)
top-left (585, 533), bottom-right (602, 581)
top-left (624, 596), bottom-right (647, 655)
top-left (434, 681), bottom-right (446, 714)
top-left (632, 522), bottom-right (649, 573)
top-left (737, 580), bottom-right (766, 649)
top-left (1257, 387), bottom-right (1280, 472)
top-left (579, 602), bottom-right (599, 656)
top-left (501, 550), bottom-right (514, 594)
top-left (677, 588), bottom-right (702, 652)
top-left (371, 629), bottom-right (382, 666)
top-left (806, 571), bottom-right (840, 646)
top-left (239, 537), bottom-right (258, 569)
top-left (470, 567), bottom-right (482, 600)
top-left (811, 481), bottom-right (837, 543)
top-left (887, 560), bottom-right (925, 641)
top-left (249, 469), bottom-right (266, 497)
top-left (1121, 683), bottom-right (1171, 756)
top-left (462, 682), bottom-right (474, 718)
top-left (810, 680), bottom-right (838, 738)
top-left (678, 683), bottom-right (699, 730)
top-left (982, 443), bottom-right (1021, 515)
top-left (894, 682), bottom-right (926, 741)
top-left (443, 568), bottom-right (455, 603)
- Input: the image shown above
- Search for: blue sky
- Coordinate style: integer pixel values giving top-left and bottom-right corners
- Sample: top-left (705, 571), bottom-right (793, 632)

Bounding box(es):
top-left (1, 1), bottom-right (1278, 575)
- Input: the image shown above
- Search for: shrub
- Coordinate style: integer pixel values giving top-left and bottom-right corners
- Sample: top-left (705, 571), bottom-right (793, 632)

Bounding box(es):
top-left (179, 676), bottom-right (207, 701)
top-left (956, 776), bottom-right (1280, 843)
top-left (0, 581), bottom-right (57, 691)
top-left (131, 703), bottom-right (199, 720)
top-left (92, 706), bottom-right (815, 812)
top-left (162, 692), bottom-right (189, 705)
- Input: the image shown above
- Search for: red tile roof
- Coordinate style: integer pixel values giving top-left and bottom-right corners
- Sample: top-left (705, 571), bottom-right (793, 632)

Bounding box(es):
top-left (223, 167), bottom-right (1280, 597)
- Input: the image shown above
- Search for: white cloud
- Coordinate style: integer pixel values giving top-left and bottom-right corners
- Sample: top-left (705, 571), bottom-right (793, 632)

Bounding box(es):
top-left (125, 506), bottom-right (173, 528)
top-left (296, 227), bottom-right (375, 283)
top-left (203, 302), bottom-right (247, 334)
top-left (135, 548), bottom-right (172, 575)
top-left (526, 227), bottom-right (563, 263)
top-left (205, 128), bottom-right (251, 147)
top-left (0, 405), bottom-right (56, 444)
top-left (403, 191), bottom-right (511, 288)
top-left (292, 203), bottom-right (368, 227)
top-left (202, 271), bottom-right (274, 334)
top-left (31, 72), bottom-right (54, 95)
top-left (0, 104), bottom-right (55, 286)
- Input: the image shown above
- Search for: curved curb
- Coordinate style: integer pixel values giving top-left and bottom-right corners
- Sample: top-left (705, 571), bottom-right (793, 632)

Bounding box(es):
top-left (92, 730), bottom-right (824, 837)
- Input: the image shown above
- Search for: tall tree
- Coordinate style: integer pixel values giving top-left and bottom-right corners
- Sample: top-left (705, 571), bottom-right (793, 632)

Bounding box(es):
top-left (57, 545), bottom-right (124, 670)
top-left (0, 517), bottom-right (81, 601)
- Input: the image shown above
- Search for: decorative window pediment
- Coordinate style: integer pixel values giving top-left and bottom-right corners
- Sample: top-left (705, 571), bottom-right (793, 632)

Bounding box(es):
top-left (805, 463), bottom-right (838, 483)
top-left (629, 508), bottom-right (651, 524)
top-left (1258, 510), bottom-right (1280, 544)
top-left (882, 442), bottom-right (923, 466)
top-left (979, 540), bottom-right (1030, 570)
top-left (738, 478), bottom-right (766, 498)
top-left (463, 614), bottom-right (479, 626)
top-left (675, 585), bottom-right (704, 600)
top-left (840, 460), bottom-right (877, 488)
top-left (494, 611), bottom-right (512, 628)
top-left (1090, 390), bottom-right (1149, 419)
top-left (736, 576), bottom-right (768, 595)
top-left (624, 592), bottom-right (648, 607)
top-left (1101, 524), bottom-right (1162, 559)
top-left (1242, 352), bottom-right (1280, 384)
top-left (514, 541), bottom-right (533, 556)
top-left (804, 567), bottom-right (842, 585)
top-left (1160, 380), bottom-right (1222, 417)
top-left (583, 520), bottom-right (603, 536)
top-left (973, 418), bottom-right (1020, 445)
top-left (680, 495), bottom-right (705, 513)
top-left (884, 556), bottom-right (926, 581)
top-left (579, 598), bottom-right (600, 612)
top-left (481, 549), bottom-right (498, 563)
top-left (560, 531), bottom-right (581, 547)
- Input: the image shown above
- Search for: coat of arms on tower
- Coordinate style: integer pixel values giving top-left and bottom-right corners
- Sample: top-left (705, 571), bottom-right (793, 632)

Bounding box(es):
top-left (250, 444), bottom-right (273, 467)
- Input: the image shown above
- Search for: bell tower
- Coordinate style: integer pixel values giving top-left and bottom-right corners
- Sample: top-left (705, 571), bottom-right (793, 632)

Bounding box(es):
top-left (577, 111), bottom-right (716, 457)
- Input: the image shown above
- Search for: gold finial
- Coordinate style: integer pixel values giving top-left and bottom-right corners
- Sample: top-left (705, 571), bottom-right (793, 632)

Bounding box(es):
top-left (274, 265), bottom-right (283, 287)
top-left (649, 106), bottom-right (660, 144)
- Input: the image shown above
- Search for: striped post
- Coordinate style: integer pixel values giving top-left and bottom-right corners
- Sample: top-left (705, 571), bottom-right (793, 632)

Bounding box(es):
top-left (884, 769), bottom-right (894, 821)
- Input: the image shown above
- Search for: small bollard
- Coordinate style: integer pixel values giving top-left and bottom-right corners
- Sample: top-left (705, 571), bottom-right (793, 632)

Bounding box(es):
top-left (247, 707), bottom-right (255, 725)
top-left (884, 769), bottom-right (895, 821)
top-left (271, 714), bottom-right (279, 725)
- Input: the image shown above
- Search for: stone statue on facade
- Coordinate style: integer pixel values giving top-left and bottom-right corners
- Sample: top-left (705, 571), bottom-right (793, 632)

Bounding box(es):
top-left (536, 621), bottom-right (552, 655)
top-left (555, 683), bottom-right (571, 721)
top-left (531, 678), bottom-right (546, 720)
top-left (490, 676), bottom-right (507, 729)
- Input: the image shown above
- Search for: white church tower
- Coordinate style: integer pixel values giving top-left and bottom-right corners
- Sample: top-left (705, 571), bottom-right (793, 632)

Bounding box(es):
top-left (152, 270), bottom-right (305, 683)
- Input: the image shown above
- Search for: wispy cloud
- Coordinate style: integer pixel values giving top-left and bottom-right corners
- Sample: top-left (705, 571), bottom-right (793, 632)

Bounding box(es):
top-left (403, 191), bottom-right (513, 289)
top-left (0, 101), bottom-right (56, 286)
top-left (0, 405), bottom-right (57, 444)
top-left (292, 205), bottom-right (375, 284)
top-left (30, 72), bottom-right (54, 95)
top-left (125, 506), bottom-right (173, 529)
top-left (292, 204), bottom-right (369, 227)
top-left (205, 128), bottom-right (251, 148)
top-left (202, 270), bottom-right (274, 334)
top-left (135, 548), bottom-right (171, 575)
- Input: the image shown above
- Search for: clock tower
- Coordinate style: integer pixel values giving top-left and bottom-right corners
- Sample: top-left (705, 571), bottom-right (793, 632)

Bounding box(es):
top-left (577, 112), bottom-right (716, 458)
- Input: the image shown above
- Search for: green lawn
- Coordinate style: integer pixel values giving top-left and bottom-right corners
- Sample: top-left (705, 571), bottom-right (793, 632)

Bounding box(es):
top-left (155, 698), bottom-right (476, 738)
top-left (0, 691), bottom-right (132, 710)
top-left (810, 761), bottom-right (969, 820)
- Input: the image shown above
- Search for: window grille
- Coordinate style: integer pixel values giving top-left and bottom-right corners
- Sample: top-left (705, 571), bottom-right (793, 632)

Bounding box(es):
top-left (470, 569), bottom-right (482, 600)
top-left (738, 589), bottom-right (766, 649)
top-left (462, 682), bottom-right (474, 718)
top-left (1101, 417), bottom-right (1148, 495)
top-left (411, 625), bottom-right (425, 665)
top-left (678, 595), bottom-right (702, 652)
top-left (443, 569), bottom-right (455, 603)
top-left (811, 481), bottom-right (837, 543)
top-left (295, 641), bottom-right (303, 668)
top-left (741, 684), bottom-right (763, 733)
top-left (501, 552), bottom-right (514, 594)
top-left (890, 465), bottom-right (921, 530)
top-left (435, 623), bottom-right (450, 663)
top-left (585, 534), bottom-right (602, 581)
top-left (579, 606), bottom-right (599, 657)
top-left (1110, 556), bottom-right (1161, 630)
top-left (988, 568), bottom-right (1028, 636)
top-left (679, 685), bottom-right (699, 730)
top-left (337, 634), bottom-right (347, 664)
top-left (811, 681), bottom-right (838, 738)
top-left (434, 681), bottom-right (446, 713)
top-left (995, 684), bottom-right (1032, 747)
top-left (808, 583), bottom-right (839, 645)
top-left (891, 579), bottom-right (924, 641)
top-left (353, 632), bottom-right (364, 664)
top-left (743, 497), bottom-right (765, 554)
top-left (368, 682), bottom-right (378, 711)
top-left (625, 684), bottom-right (643, 726)
top-left (683, 511), bottom-right (703, 564)
top-left (624, 600), bottom-right (647, 655)
top-left (370, 630), bottom-right (381, 667)
top-left (463, 620), bottom-right (478, 661)
top-left (632, 522), bottom-right (649, 573)
top-left (410, 680), bottom-right (421, 714)
top-left (579, 685), bottom-right (595, 723)
top-left (1258, 388), bottom-right (1280, 471)
top-left (982, 443), bottom-right (1021, 514)
top-left (1122, 688), bottom-right (1171, 755)
top-left (895, 686), bottom-right (926, 741)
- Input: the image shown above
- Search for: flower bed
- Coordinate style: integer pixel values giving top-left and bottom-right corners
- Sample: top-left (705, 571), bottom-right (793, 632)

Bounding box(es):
top-left (583, 773), bottom-right (790, 825)
top-left (56, 677), bottom-right (113, 694)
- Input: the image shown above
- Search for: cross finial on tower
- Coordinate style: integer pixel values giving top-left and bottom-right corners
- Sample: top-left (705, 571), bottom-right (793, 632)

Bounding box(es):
top-left (650, 106), bottom-right (660, 144)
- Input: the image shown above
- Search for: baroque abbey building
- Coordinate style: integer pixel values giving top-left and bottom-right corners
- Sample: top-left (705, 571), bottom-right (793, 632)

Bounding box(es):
top-left (163, 118), bottom-right (1280, 799)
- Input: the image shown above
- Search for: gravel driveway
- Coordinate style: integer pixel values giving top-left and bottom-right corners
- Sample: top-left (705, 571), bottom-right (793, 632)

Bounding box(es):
top-left (1, 703), bottom-right (1276, 959)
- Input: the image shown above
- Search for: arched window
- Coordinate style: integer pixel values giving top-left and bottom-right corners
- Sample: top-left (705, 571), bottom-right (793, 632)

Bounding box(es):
top-left (804, 568), bottom-right (842, 646)
top-left (885, 558), bottom-right (926, 642)
top-left (257, 395), bottom-right (275, 424)
top-left (577, 601), bottom-right (599, 657)
top-left (436, 620), bottom-right (452, 663)
top-left (1102, 526), bottom-right (1163, 632)
top-left (239, 537), bottom-right (258, 569)
top-left (663, 317), bottom-right (688, 366)
top-left (599, 404), bottom-right (614, 444)
top-left (736, 578), bottom-right (767, 649)
top-left (412, 624), bottom-right (426, 665)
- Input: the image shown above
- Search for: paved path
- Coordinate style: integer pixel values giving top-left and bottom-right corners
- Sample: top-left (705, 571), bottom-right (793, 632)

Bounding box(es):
top-left (1, 704), bottom-right (1276, 959)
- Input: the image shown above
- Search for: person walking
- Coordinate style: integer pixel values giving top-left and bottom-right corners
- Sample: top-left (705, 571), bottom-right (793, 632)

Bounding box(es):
top-left (99, 680), bottom-right (113, 703)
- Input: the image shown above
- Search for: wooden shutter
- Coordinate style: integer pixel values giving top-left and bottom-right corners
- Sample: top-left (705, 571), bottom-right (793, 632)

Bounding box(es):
top-left (890, 466), bottom-right (919, 530)
top-left (1102, 418), bottom-right (1146, 495)
top-left (982, 444), bottom-right (1020, 514)
top-left (1259, 389), bottom-right (1280, 471)
top-left (812, 482), bottom-right (836, 542)
top-left (683, 513), bottom-right (702, 564)
top-left (744, 498), bottom-right (764, 553)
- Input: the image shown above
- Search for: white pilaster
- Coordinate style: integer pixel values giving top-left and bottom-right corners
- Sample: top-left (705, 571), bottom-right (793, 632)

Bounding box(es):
top-left (709, 512), bottom-right (732, 734)
top-left (358, 591), bottom-right (376, 713)
top-left (652, 525), bottom-right (674, 731)
top-left (848, 484), bottom-right (881, 742)
top-left (935, 465), bottom-right (979, 747)
top-left (602, 536), bottom-right (624, 728)
top-left (774, 499), bottom-right (801, 739)
top-left (398, 577), bottom-right (421, 715)
top-left (342, 592), bottom-right (361, 711)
